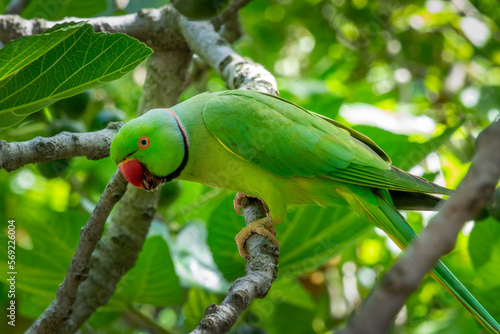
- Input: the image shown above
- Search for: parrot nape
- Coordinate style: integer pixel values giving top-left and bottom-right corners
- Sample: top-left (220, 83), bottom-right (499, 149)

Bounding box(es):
top-left (110, 90), bottom-right (500, 333)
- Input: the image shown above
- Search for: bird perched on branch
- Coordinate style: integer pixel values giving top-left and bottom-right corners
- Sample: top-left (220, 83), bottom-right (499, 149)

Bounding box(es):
top-left (110, 90), bottom-right (500, 334)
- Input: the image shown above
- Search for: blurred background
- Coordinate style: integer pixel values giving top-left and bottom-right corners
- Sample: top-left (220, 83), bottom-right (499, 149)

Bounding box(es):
top-left (1, 0), bottom-right (500, 333)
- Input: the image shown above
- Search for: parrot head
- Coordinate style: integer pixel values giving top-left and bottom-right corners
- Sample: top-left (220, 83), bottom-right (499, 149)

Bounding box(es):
top-left (110, 108), bottom-right (189, 190)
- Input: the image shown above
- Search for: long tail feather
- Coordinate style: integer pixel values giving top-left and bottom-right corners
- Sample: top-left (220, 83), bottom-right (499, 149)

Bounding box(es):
top-left (340, 187), bottom-right (500, 333)
top-left (389, 190), bottom-right (443, 211)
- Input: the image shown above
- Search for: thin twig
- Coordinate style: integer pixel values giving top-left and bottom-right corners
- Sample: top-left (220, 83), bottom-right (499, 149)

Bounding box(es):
top-left (190, 198), bottom-right (279, 334)
top-left (339, 120), bottom-right (500, 334)
top-left (0, 124), bottom-right (120, 172)
top-left (213, 0), bottom-right (253, 29)
top-left (219, 14), bottom-right (243, 44)
top-left (27, 170), bottom-right (129, 334)
top-left (5, 0), bottom-right (31, 14)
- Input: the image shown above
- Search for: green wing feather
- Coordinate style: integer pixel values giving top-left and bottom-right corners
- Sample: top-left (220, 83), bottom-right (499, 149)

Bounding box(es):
top-left (203, 90), bottom-right (450, 195)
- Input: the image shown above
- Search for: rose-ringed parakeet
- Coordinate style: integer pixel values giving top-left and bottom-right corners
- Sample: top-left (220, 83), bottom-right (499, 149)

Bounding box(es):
top-left (110, 90), bottom-right (500, 333)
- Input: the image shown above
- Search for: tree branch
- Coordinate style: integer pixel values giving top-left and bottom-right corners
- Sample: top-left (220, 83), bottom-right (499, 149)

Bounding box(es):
top-left (60, 186), bottom-right (160, 333)
top-left (0, 6), bottom-right (187, 51)
top-left (191, 198), bottom-right (279, 334)
top-left (339, 120), bottom-right (500, 334)
top-left (0, 124), bottom-right (119, 172)
top-left (27, 169), bottom-right (129, 334)
top-left (175, 16), bottom-right (278, 95)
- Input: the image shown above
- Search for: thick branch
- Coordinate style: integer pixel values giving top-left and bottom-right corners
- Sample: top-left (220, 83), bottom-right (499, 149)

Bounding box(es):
top-left (58, 50), bottom-right (191, 333)
top-left (0, 124), bottom-right (119, 172)
top-left (339, 120), bottom-right (500, 334)
top-left (27, 170), bottom-right (129, 334)
top-left (138, 50), bottom-right (191, 112)
top-left (191, 198), bottom-right (279, 334)
top-left (176, 16), bottom-right (278, 95)
top-left (0, 6), bottom-right (187, 51)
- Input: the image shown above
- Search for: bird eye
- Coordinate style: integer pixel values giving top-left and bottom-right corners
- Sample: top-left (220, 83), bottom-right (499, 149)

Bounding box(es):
top-left (138, 137), bottom-right (150, 148)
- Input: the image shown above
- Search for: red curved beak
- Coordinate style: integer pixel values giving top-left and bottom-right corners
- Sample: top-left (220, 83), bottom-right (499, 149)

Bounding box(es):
top-left (118, 158), bottom-right (145, 189)
top-left (117, 157), bottom-right (163, 190)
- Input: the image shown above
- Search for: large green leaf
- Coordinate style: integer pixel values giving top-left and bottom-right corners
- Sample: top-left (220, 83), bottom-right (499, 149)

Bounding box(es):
top-left (113, 234), bottom-right (183, 306)
top-left (21, 0), bottom-right (107, 20)
top-left (0, 209), bottom-right (88, 315)
top-left (207, 196), bottom-right (247, 280)
top-left (0, 22), bottom-right (152, 129)
top-left (468, 218), bottom-right (500, 289)
top-left (276, 205), bottom-right (369, 278)
top-left (265, 277), bottom-right (316, 310)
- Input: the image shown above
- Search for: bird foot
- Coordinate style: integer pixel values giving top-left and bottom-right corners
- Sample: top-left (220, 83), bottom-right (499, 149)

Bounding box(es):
top-left (235, 215), bottom-right (280, 259)
top-left (233, 192), bottom-right (269, 216)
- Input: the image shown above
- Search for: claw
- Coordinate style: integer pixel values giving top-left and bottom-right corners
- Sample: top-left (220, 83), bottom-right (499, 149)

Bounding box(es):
top-left (235, 216), bottom-right (280, 259)
top-left (233, 192), bottom-right (270, 217)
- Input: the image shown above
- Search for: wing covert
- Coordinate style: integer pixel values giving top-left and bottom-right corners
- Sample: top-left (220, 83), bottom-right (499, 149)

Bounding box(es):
top-left (202, 90), bottom-right (448, 195)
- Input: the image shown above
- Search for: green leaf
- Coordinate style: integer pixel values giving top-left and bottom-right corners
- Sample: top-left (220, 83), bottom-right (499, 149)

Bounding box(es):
top-left (18, 290), bottom-right (57, 319)
top-left (0, 22), bottom-right (86, 82)
top-left (183, 288), bottom-right (220, 331)
top-left (0, 0), bottom-right (6, 14)
top-left (0, 209), bottom-right (88, 314)
top-left (267, 277), bottom-right (316, 310)
top-left (114, 235), bottom-right (183, 306)
top-left (277, 205), bottom-right (370, 277)
top-left (0, 22), bottom-right (152, 129)
top-left (250, 297), bottom-right (320, 334)
top-left (207, 196), bottom-right (247, 281)
top-left (468, 218), bottom-right (500, 289)
top-left (21, 0), bottom-right (107, 20)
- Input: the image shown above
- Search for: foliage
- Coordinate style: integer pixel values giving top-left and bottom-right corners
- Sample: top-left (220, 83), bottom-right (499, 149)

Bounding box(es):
top-left (0, 22), bottom-right (152, 128)
top-left (1, 0), bottom-right (500, 333)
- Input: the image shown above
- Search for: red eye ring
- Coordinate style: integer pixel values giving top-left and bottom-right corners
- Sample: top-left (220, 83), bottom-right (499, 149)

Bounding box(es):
top-left (138, 136), bottom-right (150, 148)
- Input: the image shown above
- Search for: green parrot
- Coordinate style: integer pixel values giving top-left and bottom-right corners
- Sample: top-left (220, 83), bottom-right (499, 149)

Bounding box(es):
top-left (110, 90), bottom-right (499, 333)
